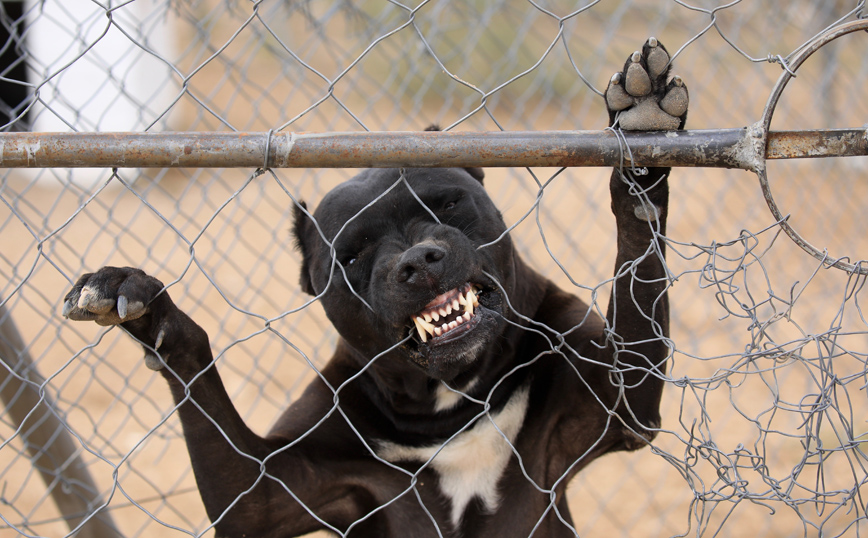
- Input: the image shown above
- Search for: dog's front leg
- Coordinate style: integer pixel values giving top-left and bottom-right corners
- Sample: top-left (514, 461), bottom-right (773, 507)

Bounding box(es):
top-left (601, 38), bottom-right (687, 447)
top-left (62, 267), bottom-right (315, 536)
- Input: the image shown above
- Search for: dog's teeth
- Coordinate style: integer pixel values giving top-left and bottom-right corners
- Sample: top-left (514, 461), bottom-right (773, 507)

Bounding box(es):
top-left (416, 316), bottom-right (436, 335)
top-left (414, 286), bottom-right (480, 341)
top-left (465, 290), bottom-right (475, 316)
top-left (413, 317), bottom-right (428, 343)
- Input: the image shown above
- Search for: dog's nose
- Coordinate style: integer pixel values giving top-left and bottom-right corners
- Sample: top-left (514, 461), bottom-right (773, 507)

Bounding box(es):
top-left (396, 242), bottom-right (447, 285)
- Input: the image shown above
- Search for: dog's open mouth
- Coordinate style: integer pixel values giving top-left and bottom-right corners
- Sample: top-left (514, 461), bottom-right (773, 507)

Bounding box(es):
top-left (411, 283), bottom-right (481, 344)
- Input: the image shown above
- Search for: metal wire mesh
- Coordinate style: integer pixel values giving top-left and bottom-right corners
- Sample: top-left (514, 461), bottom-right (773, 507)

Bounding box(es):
top-left (1, 0), bottom-right (868, 536)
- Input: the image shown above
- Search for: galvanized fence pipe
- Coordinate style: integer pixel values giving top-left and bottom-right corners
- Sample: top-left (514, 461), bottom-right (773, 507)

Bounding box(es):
top-left (0, 128), bottom-right (865, 170)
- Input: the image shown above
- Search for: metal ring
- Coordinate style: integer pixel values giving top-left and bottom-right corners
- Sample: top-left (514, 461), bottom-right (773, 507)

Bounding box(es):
top-left (757, 18), bottom-right (868, 275)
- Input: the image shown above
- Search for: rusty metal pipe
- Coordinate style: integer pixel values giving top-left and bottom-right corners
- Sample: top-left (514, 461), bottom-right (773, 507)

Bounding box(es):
top-left (0, 128), bottom-right (864, 170)
top-left (766, 129), bottom-right (868, 160)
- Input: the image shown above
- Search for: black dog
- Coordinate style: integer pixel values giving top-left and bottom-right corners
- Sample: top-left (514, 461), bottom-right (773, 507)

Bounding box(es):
top-left (63, 39), bottom-right (686, 537)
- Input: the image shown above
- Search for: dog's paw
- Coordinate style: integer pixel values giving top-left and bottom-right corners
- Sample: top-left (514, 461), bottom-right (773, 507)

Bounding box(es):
top-left (63, 267), bottom-right (173, 369)
top-left (63, 267), bottom-right (163, 326)
top-left (605, 37), bottom-right (688, 131)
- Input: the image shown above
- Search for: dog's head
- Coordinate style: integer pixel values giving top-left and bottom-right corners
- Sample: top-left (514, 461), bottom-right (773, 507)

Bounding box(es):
top-left (292, 166), bottom-right (519, 382)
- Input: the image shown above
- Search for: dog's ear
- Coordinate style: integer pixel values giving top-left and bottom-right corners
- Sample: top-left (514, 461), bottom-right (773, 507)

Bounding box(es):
top-left (291, 200), bottom-right (316, 296)
top-left (424, 124), bottom-right (485, 185)
top-left (463, 166), bottom-right (485, 183)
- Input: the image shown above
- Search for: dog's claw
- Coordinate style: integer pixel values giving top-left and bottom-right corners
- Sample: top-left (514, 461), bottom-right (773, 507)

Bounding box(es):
top-left (155, 327), bottom-right (165, 350)
top-left (62, 297), bottom-right (97, 321)
top-left (142, 327), bottom-right (167, 371)
top-left (76, 286), bottom-right (91, 309)
top-left (117, 295), bottom-right (128, 320)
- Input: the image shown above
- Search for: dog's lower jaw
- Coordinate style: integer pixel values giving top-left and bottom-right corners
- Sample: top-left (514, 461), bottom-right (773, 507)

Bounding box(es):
top-left (421, 339), bottom-right (487, 381)
top-left (407, 347), bottom-right (472, 382)
top-left (404, 333), bottom-right (480, 381)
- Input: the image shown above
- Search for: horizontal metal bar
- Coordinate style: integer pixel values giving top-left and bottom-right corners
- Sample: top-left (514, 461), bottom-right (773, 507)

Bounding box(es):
top-left (765, 129), bottom-right (868, 160)
top-left (0, 128), bottom-right (864, 170)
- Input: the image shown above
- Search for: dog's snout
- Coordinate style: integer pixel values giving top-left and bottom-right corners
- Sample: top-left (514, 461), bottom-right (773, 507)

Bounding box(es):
top-left (396, 242), bottom-right (447, 285)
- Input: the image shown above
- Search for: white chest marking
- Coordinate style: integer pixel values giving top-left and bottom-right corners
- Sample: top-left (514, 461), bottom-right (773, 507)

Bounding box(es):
top-left (377, 387), bottom-right (529, 528)
top-left (434, 376), bottom-right (480, 413)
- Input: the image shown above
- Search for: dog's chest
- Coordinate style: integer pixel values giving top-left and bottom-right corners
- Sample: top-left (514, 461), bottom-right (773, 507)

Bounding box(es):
top-left (376, 387), bottom-right (529, 528)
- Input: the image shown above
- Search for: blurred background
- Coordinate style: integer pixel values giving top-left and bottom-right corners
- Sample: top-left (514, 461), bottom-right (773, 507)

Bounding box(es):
top-left (1, 0), bottom-right (867, 536)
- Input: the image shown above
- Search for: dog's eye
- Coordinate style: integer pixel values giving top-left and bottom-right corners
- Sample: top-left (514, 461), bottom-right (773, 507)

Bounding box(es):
top-left (342, 256), bottom-right (357, 267)
top-left (443, 200), bottom-right (458, 211)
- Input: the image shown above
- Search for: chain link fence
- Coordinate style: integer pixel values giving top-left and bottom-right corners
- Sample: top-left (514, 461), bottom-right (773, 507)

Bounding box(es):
top-left (1, 0), bottom-right (868, 536)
